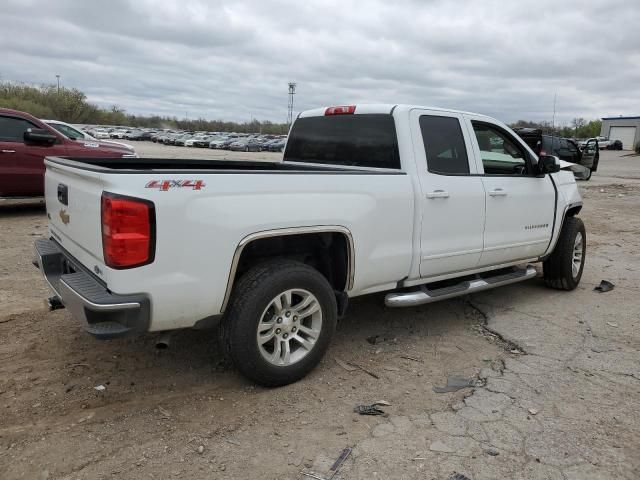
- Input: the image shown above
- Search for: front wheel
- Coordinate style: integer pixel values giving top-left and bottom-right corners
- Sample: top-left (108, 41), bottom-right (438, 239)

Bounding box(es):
top-left (584, 168), bottom-right (593, 180)
top-left (543, 216), bottom-right (586, 290)
top-left (221, 259), bottom-right (337, 386)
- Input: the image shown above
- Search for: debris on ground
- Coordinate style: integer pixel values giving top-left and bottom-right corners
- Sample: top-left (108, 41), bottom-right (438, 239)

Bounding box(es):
top-left (366, 335), bottom-right (380, 345)
top-left (484, 447), bottom-right (500, 456)
top-left (399, 355), bottom-right (422, 363)
top-left (334, 358), bottom-right (357, 372)
top-left (433, 375), bottom-right (476, 393)
top-left (197, 445), bottom-right (204, 454)
top-left (606, 322), bottom-right (619, 328)
top-left (347, 362), bottom-right (379, 379)
top-left (301, 448), bottom-right (352, 480)
top-left (528, 408), bottom-right (539, 415)
top-left (328, 447), bottom-right (351, 478)
top-left (354, 404), bottom-right (385, 415)
top-left (594, 280), bottom-right (615, 293)
top-left (93, 385), bottom-right (106, 392)
top-left (450, 473), bottom-right (472, 480)
top-left (374, 400), bottom-right (391, 406)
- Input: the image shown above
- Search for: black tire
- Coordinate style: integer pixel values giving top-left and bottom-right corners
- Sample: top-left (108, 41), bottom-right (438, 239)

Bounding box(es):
top-left (584, 168), bottom-right (592, 180)
top-left (221, 259), bottom-right (337, 387)
top-left (543, 216), bottom-right (586, 290)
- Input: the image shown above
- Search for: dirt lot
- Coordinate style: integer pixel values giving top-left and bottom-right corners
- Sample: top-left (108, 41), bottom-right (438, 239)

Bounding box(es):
top-left (1, 148), bottom-right (639, 479)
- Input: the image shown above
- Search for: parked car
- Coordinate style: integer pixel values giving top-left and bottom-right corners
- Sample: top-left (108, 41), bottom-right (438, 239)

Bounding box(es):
top-left (193, 136), bottom-right (214, 148)
top-left (209, 138), bottom-right (228, 149)
top-left (174, 134), bottom-right (193, 147)
top-left (0, 108), bottom-right (136, 198)
top-left (597, 137), bottom-right (612, 149)
top-left (606, 139), bottom-right (623, 150)
top-left (231, 138), bottom-right (260, 152)
top-left (91, 128), bottom-right (111, 139)
top-left (220, 137), bottom-right (238, 149)
top-left (185, 135), bottom-right (210, 147)
top-left (44, 120), bottom-right (136, 154)
top-left (110, 129), bottom-right (129, 139)
top-left (268, 139), bottom-right (286, 152)
top-left (260, 139), bottom-right (277, 151)
top-left (514, 128), bottom-right (598, 180)
top-left (34, 103), bottom-right (585, 386)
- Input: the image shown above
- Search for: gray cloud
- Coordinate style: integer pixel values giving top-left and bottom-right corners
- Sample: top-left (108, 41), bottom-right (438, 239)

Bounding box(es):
top-left (2, 0), bottom-right (639, 124)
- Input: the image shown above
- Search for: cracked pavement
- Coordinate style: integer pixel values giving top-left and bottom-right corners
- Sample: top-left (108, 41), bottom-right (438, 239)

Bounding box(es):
top-left (340, 158), bottom-right (640, 479)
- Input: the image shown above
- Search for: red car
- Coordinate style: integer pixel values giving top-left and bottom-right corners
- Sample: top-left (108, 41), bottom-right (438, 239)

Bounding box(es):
top-left (0, 108), bottom-right (137, 198)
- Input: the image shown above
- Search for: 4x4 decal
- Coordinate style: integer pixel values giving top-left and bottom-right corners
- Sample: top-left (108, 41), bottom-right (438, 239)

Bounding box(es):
top-left (145, 180), bottom-right (205, 191)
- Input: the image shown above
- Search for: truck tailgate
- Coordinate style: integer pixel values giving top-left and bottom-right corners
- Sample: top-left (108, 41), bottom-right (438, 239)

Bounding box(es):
top-left (44, 159), bottom-right (106, 270)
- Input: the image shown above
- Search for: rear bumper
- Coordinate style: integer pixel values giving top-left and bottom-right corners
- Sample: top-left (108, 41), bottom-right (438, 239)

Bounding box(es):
top-left (33, 238), bottom-right (150, 339)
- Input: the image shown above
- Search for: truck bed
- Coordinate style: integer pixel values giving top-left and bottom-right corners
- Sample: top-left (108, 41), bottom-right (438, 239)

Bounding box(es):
top-left (45, 156), bottom-right (403, 175)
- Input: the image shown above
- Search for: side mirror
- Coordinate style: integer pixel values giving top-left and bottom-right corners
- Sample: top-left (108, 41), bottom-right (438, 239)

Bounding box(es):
top-left (538, 155), bottom-right (561, 175)
top-left (24, 128), bottom-right (58, 145)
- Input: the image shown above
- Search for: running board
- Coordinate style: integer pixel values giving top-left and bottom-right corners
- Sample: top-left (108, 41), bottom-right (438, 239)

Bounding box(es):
top-left (385, 266), bottom-right (537, 308)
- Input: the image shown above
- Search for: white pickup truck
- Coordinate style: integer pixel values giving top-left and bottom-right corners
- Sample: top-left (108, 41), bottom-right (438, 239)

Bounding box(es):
top-left (34, 104), bottom-right (586, 386)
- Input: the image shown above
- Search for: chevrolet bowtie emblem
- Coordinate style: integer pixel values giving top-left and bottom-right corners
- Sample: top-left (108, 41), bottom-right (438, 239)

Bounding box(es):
top-left (59, 209), bottom-right (70, 225)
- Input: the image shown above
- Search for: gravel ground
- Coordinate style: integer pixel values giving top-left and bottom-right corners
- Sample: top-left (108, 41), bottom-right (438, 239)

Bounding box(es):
top-left (0, 149), bottom-right (639, 479)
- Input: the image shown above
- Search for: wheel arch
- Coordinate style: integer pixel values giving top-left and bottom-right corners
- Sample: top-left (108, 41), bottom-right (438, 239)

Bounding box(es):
top-left (221, 226), bottom-right (355, 313)
top-left (540, 202), bottom-right (583, 261)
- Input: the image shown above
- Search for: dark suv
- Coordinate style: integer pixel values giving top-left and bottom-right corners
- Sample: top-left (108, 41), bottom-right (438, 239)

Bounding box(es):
top-left (514, 128), bottom-right (599, 180)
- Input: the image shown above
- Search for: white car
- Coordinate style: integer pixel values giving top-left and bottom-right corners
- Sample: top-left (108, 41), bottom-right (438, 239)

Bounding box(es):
top-left (91, 128), bottom-right (111, 139)
top-left (35, 104), bottom-right (585, 386)
top-left (209, 138), bottom-right (227, 149)
top-left (44, 120), bottom-right (137, 155)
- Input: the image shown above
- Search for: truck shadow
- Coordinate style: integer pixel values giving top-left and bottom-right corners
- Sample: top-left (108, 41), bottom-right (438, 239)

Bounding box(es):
top-left (0, 200), bottom-right (46, 217)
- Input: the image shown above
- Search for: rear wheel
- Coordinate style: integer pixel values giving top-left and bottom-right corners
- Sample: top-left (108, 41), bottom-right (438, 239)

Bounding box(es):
top-left (543, 216), bottom-right (586, 290)
top-left (221, 259), bottom-right (337, 386)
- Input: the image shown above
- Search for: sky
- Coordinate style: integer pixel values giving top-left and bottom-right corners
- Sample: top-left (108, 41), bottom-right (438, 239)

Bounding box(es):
top-left (2, 0), bottom-right (639, 125)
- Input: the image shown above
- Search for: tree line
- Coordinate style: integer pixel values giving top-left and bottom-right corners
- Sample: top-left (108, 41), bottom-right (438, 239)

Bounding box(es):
top-left (509, 118), bottom-right (602, 139)
top-left (0, 81), bottom-right (289, 134)
top-left (2, 81), bottom-right (603, 138)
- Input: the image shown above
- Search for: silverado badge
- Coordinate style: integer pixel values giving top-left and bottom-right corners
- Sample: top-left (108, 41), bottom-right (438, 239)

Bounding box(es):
top-left (59, 209), bottom-right (70, 225)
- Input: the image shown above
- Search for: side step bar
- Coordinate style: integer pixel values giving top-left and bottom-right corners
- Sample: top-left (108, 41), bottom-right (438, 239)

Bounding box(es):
top-left (385, 266), bottom-right (537, 308)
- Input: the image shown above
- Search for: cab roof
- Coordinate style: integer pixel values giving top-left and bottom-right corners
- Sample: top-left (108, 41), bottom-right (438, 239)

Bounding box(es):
top-left (298, 104), bottom-right (491, 119)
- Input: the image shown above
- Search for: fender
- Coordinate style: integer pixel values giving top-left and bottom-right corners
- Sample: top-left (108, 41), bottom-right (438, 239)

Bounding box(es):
top-left (539, 201), bottom-right (583, 261)
top-left (220, 225), bottom-right (355, 313)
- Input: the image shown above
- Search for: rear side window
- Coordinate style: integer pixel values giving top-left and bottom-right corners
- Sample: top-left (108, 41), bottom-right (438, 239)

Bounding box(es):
top-left (419, 116), bottom-right (469, 175)
top-left (0, 116), bottom-right (38, 142)
top-left (284, 114), bottom-right (400, 169)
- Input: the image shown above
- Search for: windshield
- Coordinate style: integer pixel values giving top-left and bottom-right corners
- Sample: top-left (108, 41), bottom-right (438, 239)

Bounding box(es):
top-left (47, 122), bottom-right (89, 140)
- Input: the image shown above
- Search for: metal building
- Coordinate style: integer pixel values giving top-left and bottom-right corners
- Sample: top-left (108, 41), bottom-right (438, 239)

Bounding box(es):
top-left (600, 116), bottom-right (640, 150)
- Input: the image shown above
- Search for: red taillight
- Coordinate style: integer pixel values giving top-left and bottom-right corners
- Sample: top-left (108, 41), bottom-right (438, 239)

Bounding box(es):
top-left (540, 150), bottom-right (547, 156)
top-left (325, 105), bottom-right (356, 116)
top-left (101, 193), bottom-right (155, 269)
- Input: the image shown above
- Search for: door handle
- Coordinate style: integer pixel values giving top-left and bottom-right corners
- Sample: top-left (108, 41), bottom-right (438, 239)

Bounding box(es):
top-left (1, 149), bottom-right (16, 153)
top-left (489, 188), bottom-right (507, 197)
top-left (426, 189), bottom-right (450, 199)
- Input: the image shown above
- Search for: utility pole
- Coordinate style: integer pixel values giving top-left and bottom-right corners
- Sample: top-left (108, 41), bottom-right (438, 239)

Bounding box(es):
top-left (287, 82), bottom-right (296, 129)
top-left (551, 92), bottom-right (557, 133)
top-left (55, 75), bottom-right (60, 94)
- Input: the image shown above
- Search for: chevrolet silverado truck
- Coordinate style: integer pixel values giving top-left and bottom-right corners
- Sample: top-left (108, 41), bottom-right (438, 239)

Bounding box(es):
top-left (0, 108), bottom-right (136, 198)
top-left (34, 104), bottom-right (586, 386)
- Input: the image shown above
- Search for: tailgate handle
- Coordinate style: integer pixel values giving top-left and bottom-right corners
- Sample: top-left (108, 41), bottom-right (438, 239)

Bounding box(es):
top-left (57, 184), bottom-right (68, 205)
